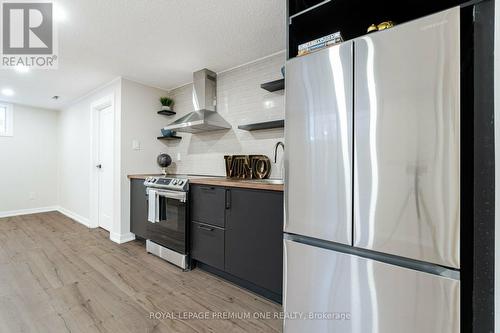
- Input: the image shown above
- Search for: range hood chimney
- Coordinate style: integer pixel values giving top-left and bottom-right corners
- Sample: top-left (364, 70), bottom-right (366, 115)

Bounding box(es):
top-left (163, 69), bottom-right (231, 133)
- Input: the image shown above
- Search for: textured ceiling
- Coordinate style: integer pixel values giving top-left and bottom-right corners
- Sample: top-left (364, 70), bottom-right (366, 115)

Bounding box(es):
top-left (0, 0), bottom-right (286, 109)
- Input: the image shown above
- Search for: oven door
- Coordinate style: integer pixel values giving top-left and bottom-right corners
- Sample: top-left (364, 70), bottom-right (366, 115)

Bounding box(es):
top-left (147, 188), bottom-right (187, 254)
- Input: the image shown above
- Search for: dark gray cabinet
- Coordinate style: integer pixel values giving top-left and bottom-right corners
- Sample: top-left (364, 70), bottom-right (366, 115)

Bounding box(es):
top-left (191, 185), bottom-right (226, 227)
top-left (191, 221), bottom-right (225, 270)
top-left (190, 184), bottom-right (284, 302)
top-left (130, 179), bottom-right (148, 239)
top-left (225, 188), bottom-right (284, 295)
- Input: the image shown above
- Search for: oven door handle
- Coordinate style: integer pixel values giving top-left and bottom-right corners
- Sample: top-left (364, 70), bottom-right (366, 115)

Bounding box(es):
top-left (155, 189), bottom-right (187, 203)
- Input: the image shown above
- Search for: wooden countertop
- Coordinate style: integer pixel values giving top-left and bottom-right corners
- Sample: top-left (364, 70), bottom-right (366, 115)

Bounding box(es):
top-left (127, 174), bottom-right (284, 191)
top-left (189, 178), bottom-right (284, 192)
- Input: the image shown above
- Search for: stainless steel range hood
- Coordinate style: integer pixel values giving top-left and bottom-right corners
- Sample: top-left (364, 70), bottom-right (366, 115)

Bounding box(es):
top-left (163, 69), bottom-right (231, 133)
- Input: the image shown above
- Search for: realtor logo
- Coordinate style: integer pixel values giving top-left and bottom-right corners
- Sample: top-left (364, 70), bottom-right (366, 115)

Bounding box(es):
top-left (1, 0), bottom-right (58, 69)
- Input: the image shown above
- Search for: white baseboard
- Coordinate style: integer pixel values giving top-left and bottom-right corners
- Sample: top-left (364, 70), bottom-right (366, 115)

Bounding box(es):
top-left (0, 206), bottom-right (135, 245)
top-left (110, 231), bottom-right (136, 244)
top-left (56, 206), bottom-right (91, 228)
top-left (0, 206), bottom-right (59, 218)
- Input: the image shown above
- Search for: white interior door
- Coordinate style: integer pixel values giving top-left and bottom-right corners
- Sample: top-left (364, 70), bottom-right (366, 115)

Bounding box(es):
top-left (97, 105), bottom-right (114, 231)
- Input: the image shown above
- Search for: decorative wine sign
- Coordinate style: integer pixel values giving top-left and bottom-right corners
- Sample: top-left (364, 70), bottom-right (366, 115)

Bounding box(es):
top-left (224, 155), bottom-right (272, 179)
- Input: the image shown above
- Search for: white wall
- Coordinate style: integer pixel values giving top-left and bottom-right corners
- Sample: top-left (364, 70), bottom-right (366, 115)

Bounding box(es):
top-left (166, 52), bottom-right (286, 177)
top-left (0, 104), bottom-right (58, 216)
top-left (119, 78), bottom-right (170, 237)
top-left (58, 77), bottom-right (168, 239)
top-left (12, 52), bottom-right (285, 243)
top-left (58, 79), bottom-right (122, 225)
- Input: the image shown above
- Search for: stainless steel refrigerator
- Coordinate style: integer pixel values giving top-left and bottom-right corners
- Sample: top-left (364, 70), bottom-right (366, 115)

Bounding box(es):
top-left (284, 7), bottom-right (461, 333)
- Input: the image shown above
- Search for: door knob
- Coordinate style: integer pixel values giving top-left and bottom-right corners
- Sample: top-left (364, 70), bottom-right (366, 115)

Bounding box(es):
top-left (96, 164), bottom-right (102, 169)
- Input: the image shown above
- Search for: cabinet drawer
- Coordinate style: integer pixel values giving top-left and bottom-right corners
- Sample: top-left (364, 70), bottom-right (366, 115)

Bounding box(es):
top-left (190, 185), bottom-right (226, 227)
top-left (191, 222), bottom-right (225, 270)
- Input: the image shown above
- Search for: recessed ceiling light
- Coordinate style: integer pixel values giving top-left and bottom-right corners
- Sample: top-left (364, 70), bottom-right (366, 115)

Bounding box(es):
top-left (54, 6), bottom-right (68, 22)
top-left (1, 88), bottom-right (14, 96)
top-left (52, 96), bottom-right (60, 100)
top-left (14, 65), bottom-right (29, 73)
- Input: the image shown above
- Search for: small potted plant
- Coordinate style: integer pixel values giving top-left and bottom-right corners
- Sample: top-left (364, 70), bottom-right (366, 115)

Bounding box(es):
top-left (160, 97), bottom-right (174, 111)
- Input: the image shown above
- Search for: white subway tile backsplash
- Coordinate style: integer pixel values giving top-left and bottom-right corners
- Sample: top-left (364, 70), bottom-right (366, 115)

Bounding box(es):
top-left (163, 52), bottom-right (286, 177)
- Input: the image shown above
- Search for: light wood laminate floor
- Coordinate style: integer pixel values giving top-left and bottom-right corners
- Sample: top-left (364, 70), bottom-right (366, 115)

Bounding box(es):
top-left (0, 212), bottom-right (282, 333)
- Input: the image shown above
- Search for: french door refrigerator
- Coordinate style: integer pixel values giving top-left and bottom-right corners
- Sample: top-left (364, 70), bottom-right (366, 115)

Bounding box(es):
top-left (284, 7), bottom-right (461, 333)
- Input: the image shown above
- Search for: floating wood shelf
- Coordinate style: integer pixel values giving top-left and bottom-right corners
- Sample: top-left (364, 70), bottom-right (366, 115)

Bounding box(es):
top-left (238, 120), bottom-right (285, 131)
top-left (261, 79), bottom-right (285, 92)
top-left (157, 135), bottom-right (182, 141)
top-left (157, 110), bottom-right (176, 116)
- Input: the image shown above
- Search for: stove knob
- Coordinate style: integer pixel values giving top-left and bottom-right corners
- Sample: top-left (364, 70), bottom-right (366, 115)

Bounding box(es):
top-left (172, 179), bottom-right (178, 185)
top-left (178, 180), bottom-right (184, 186)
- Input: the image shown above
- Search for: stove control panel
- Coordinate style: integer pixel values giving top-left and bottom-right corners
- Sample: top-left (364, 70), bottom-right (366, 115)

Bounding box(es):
top-left (144, 177), bottom-right (188, 191)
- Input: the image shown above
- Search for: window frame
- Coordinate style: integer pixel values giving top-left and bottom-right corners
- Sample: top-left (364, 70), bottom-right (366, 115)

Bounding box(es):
top-left (0, 102), bottom-right (13, 137)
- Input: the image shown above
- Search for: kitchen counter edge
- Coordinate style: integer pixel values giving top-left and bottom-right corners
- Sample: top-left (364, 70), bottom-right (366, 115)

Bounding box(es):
top-left (127, 174), bottom-right (284, 192)
top-left (189, 178), bottom-right (284, 192)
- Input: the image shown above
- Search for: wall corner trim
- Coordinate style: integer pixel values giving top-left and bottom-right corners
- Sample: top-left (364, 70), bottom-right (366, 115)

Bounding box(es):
top-left (56, 206), bottom-right (91, 228)
top-left (110, 232), bottom-right (136, 244)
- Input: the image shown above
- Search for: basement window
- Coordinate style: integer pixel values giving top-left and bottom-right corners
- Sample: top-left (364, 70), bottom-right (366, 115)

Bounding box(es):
top-left (0, 103), bottom-right (13, 136)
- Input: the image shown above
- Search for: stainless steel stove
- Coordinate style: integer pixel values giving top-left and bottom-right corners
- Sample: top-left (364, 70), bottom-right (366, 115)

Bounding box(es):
top-left (144, 175), bottom-right (191, 270)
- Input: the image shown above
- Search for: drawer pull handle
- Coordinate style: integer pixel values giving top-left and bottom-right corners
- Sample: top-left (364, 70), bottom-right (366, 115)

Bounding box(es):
top-left (198, 225), bottom-right (214, 232)
top-left (225, 189), bottom-right (231, 209)
top-left (201, 186), bottom-right (216, 191)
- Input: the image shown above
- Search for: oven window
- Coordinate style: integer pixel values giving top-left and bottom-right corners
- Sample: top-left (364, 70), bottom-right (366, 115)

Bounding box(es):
top-left (148, 196), bottom-right (187, 254)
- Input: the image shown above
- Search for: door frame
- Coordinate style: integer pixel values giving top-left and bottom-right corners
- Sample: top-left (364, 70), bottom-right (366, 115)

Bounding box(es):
top-left (89, 95), bottom-right (116, 230)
